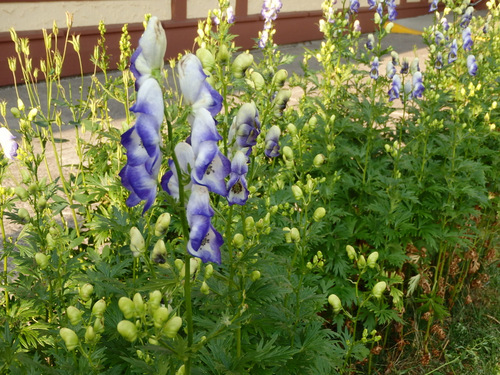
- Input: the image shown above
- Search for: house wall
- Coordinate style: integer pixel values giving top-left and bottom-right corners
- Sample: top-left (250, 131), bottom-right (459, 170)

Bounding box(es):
top-left (0, 0), bottom-right (434, 86)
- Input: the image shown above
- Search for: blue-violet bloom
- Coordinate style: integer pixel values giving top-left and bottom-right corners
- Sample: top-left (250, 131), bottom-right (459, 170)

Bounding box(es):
top-left (186, 184), bottom-right (223, 263)
top-left (120, 78), bottom-right (164, 213)
top-left (130, 16), bottom-right (166, 88)
top-left (228, 102), bottom-right (261, 157)
top-left (460, 7), bottom-right (473, 28)
top-left (429, 0), bottom-right (439, 12)
top-left (178, 53), bottom-right (223, 117)
top-left (161, 142), bottom-right (195, 199)
top-left (264, 125), bottom-right (281, 158)
top-left (261, 0), bottom-right (283, 22)
top-left (387, 0), bottom-right (397, 21)
top-left (227, 151), bottom-right (249, 206)
top-left (462, 27), bottom-right (473, 51)
top-left (412, 72), bottom-right (425, 98)
top-left (350, 0), bottom-right (360, 13)
top-left (0, 127), bottom-right (18, 160)
top-left (448, 39), bottom-right (458, 63)
top-left (388, 74), bottom-right (401, 102)
top-left (467, 55), bottom-right (477, 76)
top-left (370, 57), bottom-right (379, 80)
top-left (435, 52), bottom-right (443, 70)
top-left (368, 0), bottom-right (376, 9)
top-left (441, 17), bottom-right (449, 31)
top-left (190, 108), bottom-right (230, 197)
top-left (386, 61), bottom-right (396, 79)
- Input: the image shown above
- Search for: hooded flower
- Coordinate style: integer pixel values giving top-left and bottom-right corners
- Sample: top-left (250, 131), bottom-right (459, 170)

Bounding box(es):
top-left (460, 7), bottom-right (473, 29)
top-left (412, 72), bottom-right (425, 98)
top-left (120, 78), bottom-right (164, 213)
top-left (388, 74), bottom-right (401, 102)
top-left (227, 151), bottom-right (249, 206)
top-left (462, 27), bottom-right (473, 51)
top-left (130, 16), bottom-right (166, 87)
top-left (0, 127), bottom-right (18, 160)
top-left (264, 125), bottom-right (281, 158)
top-left (387, 0), bottom-right (398, 21)
top-left (261, 0), bottom-right (282, 22)
top-left (370, 57), bottom-right (379, 80)
top-left (350, 0), bottom-right (360, 13)
top-left (467, 55), bottom-right (477, 76)
top-left (366, 34), bottom-right (375, 50)
top-left (429, 0), bottom-right (439, 12)
top-left (186, 184), bottom-right (223, 263)
top-left (448, 39), bottom-right (458, 64)
top-left (178, 54), bottom-right (223, 117)
top-left (190, 108), bottom-right (230, 197)
top-left (386, 61), bottom-right (396, 79)
top-left (161, 142), bottom-right (195, 199)
top-left (435, 52), bottom-right (443, 70)
top-left (228, 102), bottom-right (261, 157)
top-left (368, 0), bottom-right (376, 9)
top-left (441, 17), bottom-right (449, 32)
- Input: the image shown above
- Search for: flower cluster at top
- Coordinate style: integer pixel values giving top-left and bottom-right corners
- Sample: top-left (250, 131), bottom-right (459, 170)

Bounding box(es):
top-left (386, 55), bottom-right (425, 102)
top-left (120, 16), bottom-right (281, 264)
top-left (258, 0), bottom-right (283, 48)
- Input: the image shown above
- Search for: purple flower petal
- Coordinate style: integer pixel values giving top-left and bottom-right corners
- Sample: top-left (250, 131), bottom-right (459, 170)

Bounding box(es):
top-left (0, 127), bottom-right (18, 160)
top-left (131, 16), bottom-right (166, 80)
top-left (227, 151), bottom-right (249, 206)
top-left (264, 125), bottom-right (281, 158)
top-left (161, 142), bottom-right (195, 199)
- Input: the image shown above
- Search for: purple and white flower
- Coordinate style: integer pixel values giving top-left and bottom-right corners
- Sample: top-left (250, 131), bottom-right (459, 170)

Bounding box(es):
top-left (370, 57), bottom-right (379, 80)
top-left (366, 34), bottom-right (375, 50)
top-left (161, 142), bottom-right (195, 199)
top-left (261, 0), bottom-right (282, 22)
top-left (441, 17), bottom-right (449, 32)
top-left (264, 125), bottom-right (281, 158)
top-left (462, 27), bottom-right (473, 51)
top-left (228, 102), bottom-right (261, 157)
top-left (186, 184), bottom-right (223, 263)
top-left (386, 61), bottom-right (396, 79)
top-left (120, 78), bottom-right (164, 213)
top-left (190, 108), bottom-right (230, 197)
top-left (227, 151), bottom-right (249, 206)
top-left (388, 74), bottom-right (401, 102)
top-left (368, 0), bottom-right (376, 9)
top-left (412, 72), bottom-right (425, 98)
top-left (0, 127), bottom-right (18, 160)
top-left (435, 52), bottom-right (443, 70)
top-left (429, 0), bottom-right (439, 12)
top-left (350, 0), bottom-right (360, 13)
top-left (130, 16), bottom-right (166, 88)
top-left (387, 0), bottom-right (398, 21)
top-left (178, 54), bottom-right (223, 117)
top-left (460, 7), bottom-right (473, 29)
top-left (467, 55), bottom-right (477, 76)
top-left (448, 39), bottom-right (458, 63)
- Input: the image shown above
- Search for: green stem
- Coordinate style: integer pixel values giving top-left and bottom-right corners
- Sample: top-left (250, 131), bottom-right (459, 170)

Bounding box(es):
top-left (0, 212), bottom-right (9, 314)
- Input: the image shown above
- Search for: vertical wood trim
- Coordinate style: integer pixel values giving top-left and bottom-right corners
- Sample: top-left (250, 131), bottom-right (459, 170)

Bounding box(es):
top-left (172, 0), bottom-right (187, 20)
top-left (235, 0), bottom-right (248, 18)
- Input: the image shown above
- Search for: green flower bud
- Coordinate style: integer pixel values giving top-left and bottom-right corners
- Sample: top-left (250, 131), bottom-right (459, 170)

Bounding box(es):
top-left (11, 107), bottom-right (21, 118)
top-left (92, 299), bottom-right (106, 317)
top-left (37, 197), bottom-right (47, 211)
top-left (244, 216), bottom-right (256, 236)
top-left (60, 328), bottom-right (79, 351)
top-left (174, 259), bottom-right (184, 272)
top-left (292, 185), bottom-right (303, 201)
top-left (273, 89), bottom-right (292, 112)
top-left (282, 146), bottom-right (294, 161)
top-left (217, 44), bottom-right (231, 62)
top-left (119, 297), bottom-right (135, 319)
top-left (200, 281), bottom-right (210, 295)
top-left (153, 306), bottom-right (170, 329)
top-left (313, 207), bottom-right (326, 222)
top-left (313, 154), bottom-right (326, 167)
top-left (250, 270), bottom-right (261, 281)
top-left (283, 227), bottom-right (292, 243)
top-left (149, 290), bottom-right (163, 312)
top-left (346, 245), bottom-right (357, 260)
top-left (85, 326), bottom-right (96, 343)
top-left (328, 294), bottom-right (342, 313)
top-left (17, 98), bottom-right (25, 112)
top-left (164, 316), bottom-right (182, 338)
top-left (272, 69), bottom-right (288, 87)
top-left (196, 48), bottom-right (216, 70)
top-left (27, 107), bottom-right (38, 121)
top-left (35, 252), bottom-right (49, 269)
top-left (46, 233), bottom-right (56, 249)
top-left (20, 169), bottom-right (30, 184)
top-left (154, 213), bottom-right (171, 236)
top-left (176, 365), bottom-right (186, 375)
top-left (79, 283), bottom-right (94, 301)
top-left (367, 252), bottom-right (379, 268)
top-left (385, 22), bottom-right (394, 33)
top-left (309, 116), bottom-right (318, 126)
top-left (372, 281), bottom-right (387, 299)
top-left (290, 227), bottom-right (301, 243)
top-left (130, 227), bottom-right (145, 257)
top-left (374, 12), bottom-right (381, 25)
top-left (204, 264), bottom-right (214, 279)
top-left (14, 186), bottom-right (28, 201)
top-left (232, 233), bottom-right (244, 248)
top-left (152, 239), bottom-right (167, 265)
top-left (67, 306), bottom-right (83, 325)
top-left (250, 71), bottom-right (265, 91)
top-left (180, 258), bottom-right (201, 279)
top-left (18, 208), bottom-right (30, 223)
top-left (133, 293), bottom-right (145, 314)
top-left (287, 123), bottom-right (297, 136)
top-left (231, 52), bottom-right (254, 78)
top-left (357, 255), bottom-right (366, 270)
top-left (28, 183), bottom-right (38, 194)
top-left (117, 320), bottom-right (138, 342)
